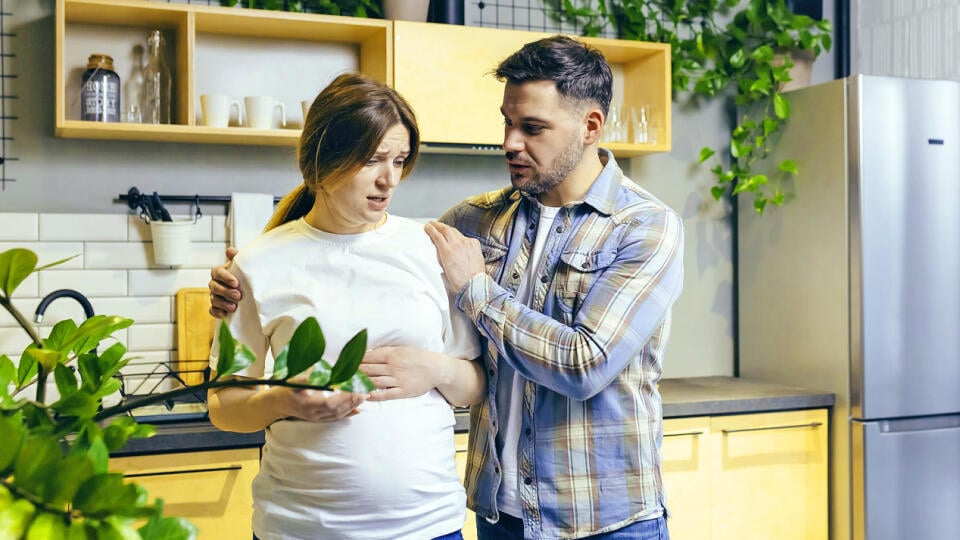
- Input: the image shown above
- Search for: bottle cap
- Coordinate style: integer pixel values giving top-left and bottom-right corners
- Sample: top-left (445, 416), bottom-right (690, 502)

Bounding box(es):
top-left (86, 54), bottom-right (115, 71)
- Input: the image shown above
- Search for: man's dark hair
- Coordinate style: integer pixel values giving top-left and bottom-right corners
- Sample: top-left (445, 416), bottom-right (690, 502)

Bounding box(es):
top-left (494, 35), bottom-right (613, 115)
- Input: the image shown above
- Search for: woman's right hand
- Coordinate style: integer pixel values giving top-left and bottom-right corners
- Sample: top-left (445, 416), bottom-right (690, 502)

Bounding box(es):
top-left (275, 385), bottom-right (367, 423)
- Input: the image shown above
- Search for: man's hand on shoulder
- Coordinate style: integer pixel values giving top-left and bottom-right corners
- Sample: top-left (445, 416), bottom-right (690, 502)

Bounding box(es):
top-left (424, 221), bottom-right (485, 292)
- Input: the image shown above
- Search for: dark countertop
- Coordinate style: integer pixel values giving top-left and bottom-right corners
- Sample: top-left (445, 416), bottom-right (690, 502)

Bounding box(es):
top-left (114, 376), bottom-right (834, 456)
top-left (661, 376), bottom-right (835, 417)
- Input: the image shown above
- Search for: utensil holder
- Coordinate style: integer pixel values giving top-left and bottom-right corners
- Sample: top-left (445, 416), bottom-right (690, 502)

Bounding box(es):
top-left (150, 219), bottom-right (195, 267)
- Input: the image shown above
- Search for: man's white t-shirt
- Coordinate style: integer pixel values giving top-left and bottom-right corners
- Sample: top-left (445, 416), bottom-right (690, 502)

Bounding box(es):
top-left (211, 215), bottom-right (480, 540)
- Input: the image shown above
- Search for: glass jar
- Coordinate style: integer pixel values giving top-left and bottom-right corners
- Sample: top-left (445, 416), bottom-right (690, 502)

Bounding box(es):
top-left (80, 54), bottom-right (121, 122)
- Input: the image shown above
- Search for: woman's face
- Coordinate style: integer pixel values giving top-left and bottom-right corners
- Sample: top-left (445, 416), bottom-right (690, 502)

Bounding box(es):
top-left (310, 123), bottom-right (411, 234)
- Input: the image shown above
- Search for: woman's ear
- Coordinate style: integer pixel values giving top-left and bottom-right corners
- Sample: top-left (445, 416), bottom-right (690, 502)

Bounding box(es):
top-left (583, 107), bottom-right (604, 145)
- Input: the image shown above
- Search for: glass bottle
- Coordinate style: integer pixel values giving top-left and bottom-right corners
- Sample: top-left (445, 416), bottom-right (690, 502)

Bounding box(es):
top-left (124, 45), bottom-right (144, 123)
top-left (141, 30), bottom-right (171, 124)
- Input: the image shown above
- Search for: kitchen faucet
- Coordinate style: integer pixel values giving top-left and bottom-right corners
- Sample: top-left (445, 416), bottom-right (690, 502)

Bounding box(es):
top-left (34, 288), bottom-right (95, 323)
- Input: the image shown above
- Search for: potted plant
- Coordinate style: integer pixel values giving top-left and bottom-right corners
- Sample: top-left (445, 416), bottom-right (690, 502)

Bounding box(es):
top-left (0, 248), bottom-right (372, 539)
top-left (553, 0), bottom-right (832, 214)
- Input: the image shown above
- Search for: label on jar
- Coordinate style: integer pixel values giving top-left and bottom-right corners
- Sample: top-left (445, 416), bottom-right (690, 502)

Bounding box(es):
top-left (81, 70), bottom-right (121, 122)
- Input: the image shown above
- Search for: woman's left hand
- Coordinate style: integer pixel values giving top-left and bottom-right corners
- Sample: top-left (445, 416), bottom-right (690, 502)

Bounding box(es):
top-left (360, 346), bottom-right (441, 401)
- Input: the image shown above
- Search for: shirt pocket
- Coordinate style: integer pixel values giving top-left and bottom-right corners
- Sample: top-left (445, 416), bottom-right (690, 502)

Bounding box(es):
top-left (555, 246), bottom-right (618, 321)
top-left (477, 238), bottom-right (508, 279)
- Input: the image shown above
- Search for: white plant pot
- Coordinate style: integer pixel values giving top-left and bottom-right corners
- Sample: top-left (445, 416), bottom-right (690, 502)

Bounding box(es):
top-left (150, 219), bottom-right (195, 267)
top-left (383, 0), bottom-right (430, 22)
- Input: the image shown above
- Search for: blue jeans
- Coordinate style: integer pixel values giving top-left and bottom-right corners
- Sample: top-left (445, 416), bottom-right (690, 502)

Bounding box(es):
top-left (476, 513), bottom-right (669, 540)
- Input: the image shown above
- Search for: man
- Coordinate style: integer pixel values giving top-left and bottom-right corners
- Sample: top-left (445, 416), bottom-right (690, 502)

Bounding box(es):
top-left (210, 36), bottom-right (683, 540)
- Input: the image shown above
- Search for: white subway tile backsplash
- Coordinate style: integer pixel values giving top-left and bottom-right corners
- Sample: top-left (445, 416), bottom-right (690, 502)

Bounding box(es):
top-left (0, 242), bottom-right (84, 269)
top-left (127, 323), bottom-right (176, 351)
top-left (0, 213), bottom-right (39, 241)
top-left (211, 215), bottom-right (229, 243)
top-left (128, 215), bottom-right (214, 242)
top-left (39, 214), bottom-right (127, 241)
top-left (128, 269), bottom-right (210, 296)
top-left (85, 242), bottom-right (151, 269)
top-left (92, 296), bottom-right (172, 324)
top-left (0, 327), bottom-right (32, 356)
top-left (39, 269), bottom-right (128, 297)
top-left (2, 212), bottom-right (228, 387)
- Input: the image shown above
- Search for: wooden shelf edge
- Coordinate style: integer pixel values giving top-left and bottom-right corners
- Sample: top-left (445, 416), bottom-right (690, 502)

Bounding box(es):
top-left (57, 121), bottom-right (300, 146)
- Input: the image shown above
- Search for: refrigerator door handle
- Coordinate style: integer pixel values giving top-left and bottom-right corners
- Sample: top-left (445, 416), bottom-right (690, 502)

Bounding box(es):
top-left (721, 421), bottom-right (823, 434)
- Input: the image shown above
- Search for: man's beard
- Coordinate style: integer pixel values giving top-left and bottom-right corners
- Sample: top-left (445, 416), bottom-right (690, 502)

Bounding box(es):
top-left (509, 135), bottom-right (584, 196)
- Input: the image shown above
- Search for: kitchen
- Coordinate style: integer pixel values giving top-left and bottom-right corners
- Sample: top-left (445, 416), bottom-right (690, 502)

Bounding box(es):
top-left (0, 1), bottom-right (957, 539)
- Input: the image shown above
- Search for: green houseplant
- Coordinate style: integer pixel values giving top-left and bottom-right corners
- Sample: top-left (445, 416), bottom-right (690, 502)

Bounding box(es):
top-left (0, 248), bottom-right (373, 539)
top-left (552, 0), bottom-right (832, 213)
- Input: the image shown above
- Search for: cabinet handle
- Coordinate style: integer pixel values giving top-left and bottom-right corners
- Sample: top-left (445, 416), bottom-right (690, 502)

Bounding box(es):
top-left (721, 421), bottom-right (822, 434)
top-left (663, 430), bottom-right (704, 438)
top-left (124, 464), bottom-right (242, 479)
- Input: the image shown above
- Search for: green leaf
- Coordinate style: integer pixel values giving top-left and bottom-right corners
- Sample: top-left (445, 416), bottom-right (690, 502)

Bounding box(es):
top-left (728, 48), bottom-right (746, 69)
top-left (86, 434), bottom-right (110, 473)
top-left (34, 254), bottom-right (79, 273)
top-left (24, 346), bottom-right (63, 373)
top-left (72, 473), bottom-right (141, 517)
top-left (330, 329), bottom-right (367, 385)
top-left (698, 147), bottom-right (716, 163)
top-left (772, 190), bottom-right (786, 206)
top-left (286, 317), bottom-right (326, 378)
top-left (0, 355), bottom-right (15, 391)
top-left (13, 434), bottom-right (62, 497)
top-left (69, 316), bottom-right (134, 357)
top-left (0, 248), bottom-right (38, 297)
top-left (710, 185), bottom-right (727, 201)
top-left (0, 413), bottom-right (26, 471)
top-left (102, 416), bottom-right (155, 452)
top-left (139, 514), bottom-right (198, 540)
top-left (16, 349), bottom-right (38, 387)
top-left (271, 345), bottom-right (289, 379)
top-left (773, 93), bottom-right (790, 119)
top-left (45, 453), bottom-right (95, 506)
top-left (54, 363), bottom-right (79, 398)
top-left (52, 391), bottom-right (98, 418)
top-left (779, 159), bottom-right (799, 174)
top-left (754, 196), bottom-right (769, 214)
top-left (332, 371), bottom-right (375, 394)
top-left (215, 322), bottom-right (237, 377)
top-left (306, 359), bottom-right (332, 387)
top-left (44, 319), bottom-right (79, 350)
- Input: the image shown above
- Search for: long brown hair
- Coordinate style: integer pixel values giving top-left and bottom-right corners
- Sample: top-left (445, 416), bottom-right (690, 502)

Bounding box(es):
top-left (265, 73), bottom-right (421, 231)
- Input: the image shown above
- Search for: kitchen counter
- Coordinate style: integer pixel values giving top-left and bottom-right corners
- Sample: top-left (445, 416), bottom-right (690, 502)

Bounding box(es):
top-left (113, 376), bottom-right (834, 455)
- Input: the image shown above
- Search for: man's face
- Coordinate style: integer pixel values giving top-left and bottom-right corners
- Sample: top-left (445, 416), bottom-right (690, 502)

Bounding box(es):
top-left (500, 81), bottom-right (585, 197)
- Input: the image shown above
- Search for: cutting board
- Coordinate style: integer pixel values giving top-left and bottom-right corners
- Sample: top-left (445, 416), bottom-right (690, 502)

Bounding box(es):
top-left (175, 287), bottom-right (216, 386)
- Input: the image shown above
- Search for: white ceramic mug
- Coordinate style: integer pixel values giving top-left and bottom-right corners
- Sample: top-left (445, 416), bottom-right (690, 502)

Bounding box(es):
top-left (245, 96), bottom-right (286, 129)
top-left (201, 94), bottom-right (242, 128)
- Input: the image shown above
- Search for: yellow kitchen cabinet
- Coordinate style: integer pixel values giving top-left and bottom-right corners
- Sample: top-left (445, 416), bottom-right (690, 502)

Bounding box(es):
top-left (455, 432), bottom-right (478, 540)
top-left (662, 417), bottom-right (712, 540)
top-left (392, 21), bottom-right (671, 157)
top-left (56, 0), bottom-right (389, 146)
top-left (709, 409), bottom-right (828, 540)
top-left (661, 409), bottom-right (828, 540)
top-left (111, 447), bottom-right (260, 539)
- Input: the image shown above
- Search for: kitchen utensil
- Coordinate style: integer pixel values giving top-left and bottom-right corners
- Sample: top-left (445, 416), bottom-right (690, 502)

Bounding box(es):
top-left (152, 191), bottom-right (173, 222)
top-left (175, 287), bottom-right (216, 386)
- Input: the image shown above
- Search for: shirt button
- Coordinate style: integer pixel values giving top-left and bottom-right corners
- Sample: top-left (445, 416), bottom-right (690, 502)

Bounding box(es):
top-left (555, 226), bottom-right (563, 233)
top-left (494, 467), bottom-right (500, 474)
top-left (512, 272), bottom-right (520, 279)
top-left (529, 223), bottom-right (535, 230)
top-left (488, 368), bottom-right (495, 376)
top-left (581, 262), bottom-right (590, 269)
top-left (539, 275), bottom-right (548, 283)
top-left (525, 428), bottom-right (532, 436)
top-left (524, 477), bottom-right (533, 485)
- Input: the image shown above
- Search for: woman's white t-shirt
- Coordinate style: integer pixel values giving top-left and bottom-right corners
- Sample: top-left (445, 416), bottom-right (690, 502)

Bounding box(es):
top-left (210, 215), bottom-right (480, 540)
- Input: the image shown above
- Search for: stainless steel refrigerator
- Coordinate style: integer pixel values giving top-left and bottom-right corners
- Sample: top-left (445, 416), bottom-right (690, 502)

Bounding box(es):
top-left (738, 75), bottom-right (960, 540)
